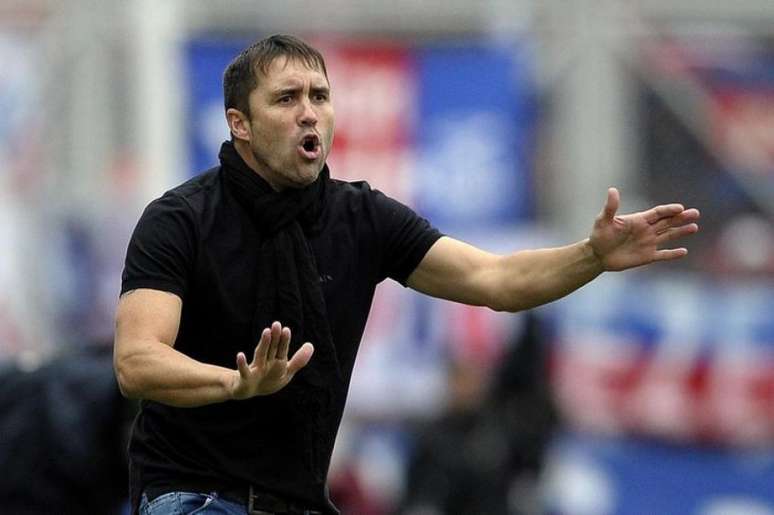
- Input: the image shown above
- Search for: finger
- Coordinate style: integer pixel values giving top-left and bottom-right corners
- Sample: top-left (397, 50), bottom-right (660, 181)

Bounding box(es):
top-left (287, 342), bottom-right (314, 377)
top-left (267, 321), bottom-right (281, 360)
top-left (680, 207), bottom-right (701, 221)
top-left (254, 328), bottom-right (271, 364)
top-left (656, 223), bottom-right (699, 244)
top-left (601, 187), bottom-right (619, 221)
top-left (277, 327), bottom-right (291, 360)
top-left (644, 203), bottom-right (685, 224)
top-left (670, 208), bottom-right (701, 228)
top-left (236, 352), bottom-right (250, 378)
top-left (652, 210), bottom-right (700, 234)
top-left (651, 217), bottom-right (672, 234)
top-left (653, 248), bottom-right (688, 261)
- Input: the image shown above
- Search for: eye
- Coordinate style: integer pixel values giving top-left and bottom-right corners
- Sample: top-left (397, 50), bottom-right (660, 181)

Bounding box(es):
top-left (313, 92), bottom-right (329, 102)
top-left (278, 95), bottom-right (293, 104)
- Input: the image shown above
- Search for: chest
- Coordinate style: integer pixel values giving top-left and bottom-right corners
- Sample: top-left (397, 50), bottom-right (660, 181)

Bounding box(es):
top-left (183, 217), bottom-right (378, 361)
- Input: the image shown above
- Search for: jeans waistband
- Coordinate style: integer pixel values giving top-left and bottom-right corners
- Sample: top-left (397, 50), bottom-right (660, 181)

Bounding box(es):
top-left (144, 484), bottom-right (323, 515)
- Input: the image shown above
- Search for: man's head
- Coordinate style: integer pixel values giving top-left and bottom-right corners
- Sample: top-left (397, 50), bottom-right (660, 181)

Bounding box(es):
top-left (224, 34), bottom-right (334, 191)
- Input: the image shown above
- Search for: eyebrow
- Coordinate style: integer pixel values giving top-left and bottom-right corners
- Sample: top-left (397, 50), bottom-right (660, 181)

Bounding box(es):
top-left (270, 84), bottom-right (330, 97)
top-left (272, 86), bottom-right (302, 97)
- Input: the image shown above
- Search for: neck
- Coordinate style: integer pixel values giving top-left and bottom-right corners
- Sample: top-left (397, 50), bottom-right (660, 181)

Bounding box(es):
top-left (233, 139), bottom-right (284, 192)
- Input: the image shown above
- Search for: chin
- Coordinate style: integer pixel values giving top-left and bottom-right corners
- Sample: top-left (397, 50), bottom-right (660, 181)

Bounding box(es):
top-left (301, 163), bottom-right (324, 181)
top-left (287, 168), bottom-right (320, 188)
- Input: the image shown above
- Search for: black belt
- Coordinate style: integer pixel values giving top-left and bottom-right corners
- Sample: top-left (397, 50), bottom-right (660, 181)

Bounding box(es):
top-left (145, 485), bottom-right (323, 515)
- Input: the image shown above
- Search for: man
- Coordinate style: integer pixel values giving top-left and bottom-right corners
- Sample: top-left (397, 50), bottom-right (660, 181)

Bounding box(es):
top-left (114, 34), bottom-right (699, 515)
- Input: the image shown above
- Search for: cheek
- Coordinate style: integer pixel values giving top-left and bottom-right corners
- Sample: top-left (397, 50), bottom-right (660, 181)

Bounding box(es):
top-left (252, 122), bottom-right (287, 151)
top-left (324, 113), bottom-right (335, 143)
top-left (324, 108), bottom-right (335, 128)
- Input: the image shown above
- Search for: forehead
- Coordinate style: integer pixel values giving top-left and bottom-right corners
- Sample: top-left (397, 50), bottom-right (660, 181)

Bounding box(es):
top-left (256, 56), bottom-right (329, 88)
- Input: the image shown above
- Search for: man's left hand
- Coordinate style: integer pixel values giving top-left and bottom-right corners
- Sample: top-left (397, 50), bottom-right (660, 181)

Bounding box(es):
top-left (589, 187), bottom-right (700, 272)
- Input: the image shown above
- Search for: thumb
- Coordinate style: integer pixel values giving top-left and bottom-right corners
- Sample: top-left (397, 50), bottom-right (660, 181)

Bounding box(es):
top-left (236, 352), bottom-right (250, 378)
top-left (601, 187), bottom-right (620, 221)
top-left (287, 342), bottom-right (314, 377)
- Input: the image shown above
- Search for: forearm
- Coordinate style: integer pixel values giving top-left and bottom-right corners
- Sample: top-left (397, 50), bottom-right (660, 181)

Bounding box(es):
top-left (114, 338), bottom-right (235, 408)
top-left (490, 239), bottom-right (604, 312)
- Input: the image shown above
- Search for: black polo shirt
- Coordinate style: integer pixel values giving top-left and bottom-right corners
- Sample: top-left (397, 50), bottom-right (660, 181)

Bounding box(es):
top-left (120, 162), bottom-right (442, 512)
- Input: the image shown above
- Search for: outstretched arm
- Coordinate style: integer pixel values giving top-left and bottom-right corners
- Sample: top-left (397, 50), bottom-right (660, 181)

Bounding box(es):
top-left (113, 288), bottom-right (313, 407)
top-left (407, 188), bottom-right (699, 312)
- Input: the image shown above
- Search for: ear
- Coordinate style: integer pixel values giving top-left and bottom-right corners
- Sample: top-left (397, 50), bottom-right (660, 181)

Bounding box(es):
top-left (226, 108), bottom-right (251, 142)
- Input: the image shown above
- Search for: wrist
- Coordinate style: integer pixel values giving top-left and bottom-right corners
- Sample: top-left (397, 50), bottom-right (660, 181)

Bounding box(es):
top-left (223, 369), bottom-right (239, 401)
top-left (582, 238), bottom-right (605, 275)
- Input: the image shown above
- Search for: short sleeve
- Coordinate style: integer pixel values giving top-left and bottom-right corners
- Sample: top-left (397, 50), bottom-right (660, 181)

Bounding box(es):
top-left (120, 193), bottom-right (196, 297)
top-left (372, 190), bottom-right (443, 285)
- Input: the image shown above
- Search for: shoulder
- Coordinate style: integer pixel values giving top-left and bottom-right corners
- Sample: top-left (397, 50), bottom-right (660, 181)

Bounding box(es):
top-left (325, 179), bottom-right (406, 233)
top-left (142, 167), bottom-right (221, 219)
top-left (328, 178), bottom-right (374, 200)
top-left (327, 178), bottom-right (407, 215)
top-left (159, 167), bottom-right (220, 208)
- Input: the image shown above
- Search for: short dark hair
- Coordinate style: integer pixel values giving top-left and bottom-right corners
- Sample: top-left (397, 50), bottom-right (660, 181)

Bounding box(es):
top-left (223, 34), bottom-right (328, 118)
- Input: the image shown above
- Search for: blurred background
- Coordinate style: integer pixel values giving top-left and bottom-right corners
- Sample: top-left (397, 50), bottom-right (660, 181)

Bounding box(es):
top-left (1, 0), bottom-right (773, 513)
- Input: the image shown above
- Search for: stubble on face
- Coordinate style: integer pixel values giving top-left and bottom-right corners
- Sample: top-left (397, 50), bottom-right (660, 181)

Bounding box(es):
top-left (243, 57), bottom-right (335, 191)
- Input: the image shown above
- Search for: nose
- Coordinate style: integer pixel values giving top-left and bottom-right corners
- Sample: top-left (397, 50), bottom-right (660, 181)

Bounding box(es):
top-left (298, 97), bottom-right (318, 127)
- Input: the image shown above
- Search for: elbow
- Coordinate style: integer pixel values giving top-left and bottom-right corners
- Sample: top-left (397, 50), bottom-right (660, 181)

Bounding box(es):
top-left (489, 300), bottom-right (527, 314)
top-left (487, 289), bottom-right (527, 313)
top-left (113, 356), bottom-right (142, 400)
top-left (116, 375), bottom-right (136, 400)
top-left (487, 295), bottom-right (508, 313)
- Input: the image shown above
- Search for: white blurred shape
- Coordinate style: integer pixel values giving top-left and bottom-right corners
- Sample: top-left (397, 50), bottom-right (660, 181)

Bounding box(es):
top-left (355, 432), bottom-right (405, 507)
top-left (718, 215), bottom-right (774, 272)
top-left (198, 101), bottom-right (230, 161)
top-left (542, 454), bottom-right (615, 515)
top-left (700, 497), bottom-right (774, 515)
top-left (417, 112), bottom-right (517, 221)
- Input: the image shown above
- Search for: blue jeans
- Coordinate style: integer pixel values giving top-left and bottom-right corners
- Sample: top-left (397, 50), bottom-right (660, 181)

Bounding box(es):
top-left (139, 491), bottom-right (248, 515)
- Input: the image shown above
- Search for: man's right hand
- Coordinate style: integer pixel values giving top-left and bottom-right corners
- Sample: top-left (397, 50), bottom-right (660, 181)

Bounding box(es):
top-left (229, 321), bottom-right (314, 399)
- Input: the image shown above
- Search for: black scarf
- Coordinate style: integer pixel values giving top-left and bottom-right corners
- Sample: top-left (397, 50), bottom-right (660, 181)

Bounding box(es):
top-left (219, 141), bottom-right (342, 483)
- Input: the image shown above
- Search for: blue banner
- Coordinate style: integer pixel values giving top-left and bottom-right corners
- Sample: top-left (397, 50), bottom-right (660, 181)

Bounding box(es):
top-left (544, 432), bottom-right (774, 515)
top-left (414, 41), bottom-right (536, 228)
top-left (186, 38), bottom-right (248, 174)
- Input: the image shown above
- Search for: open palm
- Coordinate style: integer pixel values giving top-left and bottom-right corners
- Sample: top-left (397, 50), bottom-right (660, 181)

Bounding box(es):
top-left (230, 321), bottom-right (314, 399)
top-left (590, 188), bottom-right (700, 272)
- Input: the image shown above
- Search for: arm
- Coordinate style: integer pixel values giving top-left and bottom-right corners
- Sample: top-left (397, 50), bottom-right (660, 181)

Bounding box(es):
top-left (113, 288), bottom-right (313, 407)
top-left (407, 237), bottom-right (603, 312)
top-left (407, 188), bottom-right (700, 312)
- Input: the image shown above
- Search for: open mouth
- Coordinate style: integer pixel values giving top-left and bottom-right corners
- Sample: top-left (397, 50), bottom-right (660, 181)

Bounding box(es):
top-left (298, 134), bottom-right (321, 160)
